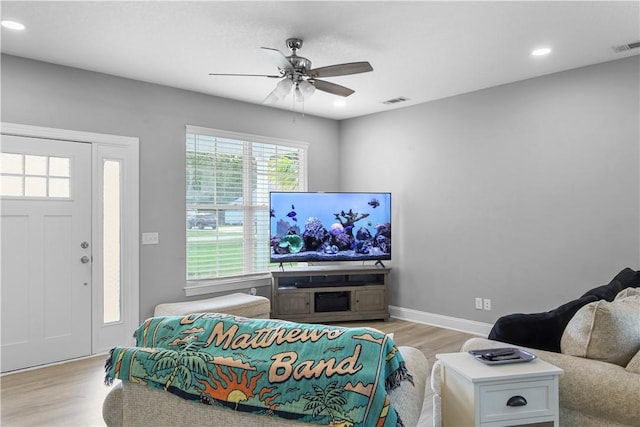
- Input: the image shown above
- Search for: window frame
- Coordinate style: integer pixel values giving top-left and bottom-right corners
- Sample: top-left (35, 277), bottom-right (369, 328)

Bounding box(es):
top-left (184, 125), bottom-right (308, 296)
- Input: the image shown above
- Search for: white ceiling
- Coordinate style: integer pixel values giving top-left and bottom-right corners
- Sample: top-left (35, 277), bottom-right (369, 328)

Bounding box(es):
top-left (1, 1), bottom-right (638, 120)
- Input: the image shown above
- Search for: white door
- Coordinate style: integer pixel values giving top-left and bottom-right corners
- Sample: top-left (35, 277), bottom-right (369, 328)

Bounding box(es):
top-left (1, 135), bottom-right (92, 371)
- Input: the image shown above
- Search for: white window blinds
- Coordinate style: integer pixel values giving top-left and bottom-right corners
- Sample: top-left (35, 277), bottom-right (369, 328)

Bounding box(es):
top-left (186, 126), bottom-right (307, 281)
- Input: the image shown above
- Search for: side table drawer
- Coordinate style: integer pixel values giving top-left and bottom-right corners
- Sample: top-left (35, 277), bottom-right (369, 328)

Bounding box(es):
top-left (480, 379), bottom-right (555, 424)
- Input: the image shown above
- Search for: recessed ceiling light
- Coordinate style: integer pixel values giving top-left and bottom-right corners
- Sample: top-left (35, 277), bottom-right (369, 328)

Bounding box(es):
top-left (531, 47), bottom-right (551, 56)
top-left (1, 20), bottom-right (25, 31)
top-left (333, 100), bottom-right (347, 108)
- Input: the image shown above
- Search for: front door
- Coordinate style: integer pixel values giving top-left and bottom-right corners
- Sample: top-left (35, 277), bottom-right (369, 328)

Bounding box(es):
top-left (1, 135), bottom-right (92, 371)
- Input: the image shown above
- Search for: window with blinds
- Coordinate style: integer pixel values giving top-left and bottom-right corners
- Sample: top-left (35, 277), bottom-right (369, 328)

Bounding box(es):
top-left (186, 126), bottom-right (307, 281)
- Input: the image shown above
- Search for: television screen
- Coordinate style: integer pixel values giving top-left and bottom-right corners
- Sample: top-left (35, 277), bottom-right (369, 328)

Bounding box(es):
top-left (269, 192), bottom-right (391, 264)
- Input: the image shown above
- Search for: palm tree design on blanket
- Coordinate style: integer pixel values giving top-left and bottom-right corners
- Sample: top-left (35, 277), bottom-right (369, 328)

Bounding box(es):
top-left (149, 341), bottom-right (213, 391)
top-left (303, 381), bottom-right (353, 426)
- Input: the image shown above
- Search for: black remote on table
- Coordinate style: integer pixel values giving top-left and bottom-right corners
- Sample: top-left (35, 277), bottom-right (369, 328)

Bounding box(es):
top-left (481, 349), bottom-right (517, 360)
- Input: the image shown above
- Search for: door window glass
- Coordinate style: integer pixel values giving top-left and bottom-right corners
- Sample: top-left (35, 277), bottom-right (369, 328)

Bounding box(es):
top-left (1, 152), bottom-right (71, 198)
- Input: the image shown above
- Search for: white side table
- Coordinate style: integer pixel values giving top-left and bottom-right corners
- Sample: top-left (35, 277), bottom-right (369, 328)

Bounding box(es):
top-left (436, 352), bottom-right (563, 427)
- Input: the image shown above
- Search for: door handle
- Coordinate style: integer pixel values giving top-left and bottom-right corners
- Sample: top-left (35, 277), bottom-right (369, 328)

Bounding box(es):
top-left (80, 256), bottom-right (91, 264)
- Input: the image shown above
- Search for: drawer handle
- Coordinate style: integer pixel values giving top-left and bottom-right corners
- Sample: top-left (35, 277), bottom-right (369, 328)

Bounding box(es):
top-left (506, 395), bottom-right (527, 407)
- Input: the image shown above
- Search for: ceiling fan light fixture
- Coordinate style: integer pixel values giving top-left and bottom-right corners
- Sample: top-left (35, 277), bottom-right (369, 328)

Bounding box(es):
top-left (263, 92), bottom-right (280, 104)
top-left (298, 79), bottom-right (316, 97)
top-left (274, 78), bottom-right (293, 98)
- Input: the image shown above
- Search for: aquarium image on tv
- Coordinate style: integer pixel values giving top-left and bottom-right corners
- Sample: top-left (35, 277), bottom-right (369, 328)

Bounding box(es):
top-left (270, 192), bottom-right (391, 264)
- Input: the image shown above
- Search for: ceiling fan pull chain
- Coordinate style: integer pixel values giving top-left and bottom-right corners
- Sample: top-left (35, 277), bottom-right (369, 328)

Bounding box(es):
top-left (292, 95), bottom-right (296, 124)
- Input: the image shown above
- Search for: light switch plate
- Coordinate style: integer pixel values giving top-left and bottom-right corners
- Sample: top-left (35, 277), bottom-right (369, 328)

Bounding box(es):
top-left (142, 232), bottom-right (159, 245)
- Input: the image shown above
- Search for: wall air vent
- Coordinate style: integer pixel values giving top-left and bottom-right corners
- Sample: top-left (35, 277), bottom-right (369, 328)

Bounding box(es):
top-left (382, 96), bottom-right (410, 105)
top-left (612, 41), bottom-right (640, 53)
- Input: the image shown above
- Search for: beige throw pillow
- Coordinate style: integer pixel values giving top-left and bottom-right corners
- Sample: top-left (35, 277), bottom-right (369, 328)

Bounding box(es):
top-left (626, 349), bottom-right (640, 374)
top-left (560, 296), bottom-right (640, 366)
top-left (615, 287), bottom-right (640, 300)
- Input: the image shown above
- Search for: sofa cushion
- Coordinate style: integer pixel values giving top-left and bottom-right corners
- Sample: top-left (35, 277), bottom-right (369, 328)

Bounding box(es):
top-left (581, 268), bottom-right (640, 301)
top-left (153, 293), bottom-right (271, 318)
top-left (560, 296), bottom-right (640, 366)
top-left (488, 294), bottom-right (599, 352)
top-left (626, 349), bottom-right (640, 374)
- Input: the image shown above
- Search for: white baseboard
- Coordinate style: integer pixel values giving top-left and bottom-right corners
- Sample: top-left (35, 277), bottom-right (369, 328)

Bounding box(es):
top-left (389, 305), bottom-right (493, 337)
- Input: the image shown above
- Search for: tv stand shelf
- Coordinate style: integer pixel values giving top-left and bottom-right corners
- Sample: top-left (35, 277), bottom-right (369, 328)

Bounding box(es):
top-left (271, 266), bottom-right (391, 323)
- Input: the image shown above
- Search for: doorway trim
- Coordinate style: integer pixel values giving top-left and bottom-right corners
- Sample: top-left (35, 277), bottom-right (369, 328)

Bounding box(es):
top-left (1, 122), bottom-right (139, 355)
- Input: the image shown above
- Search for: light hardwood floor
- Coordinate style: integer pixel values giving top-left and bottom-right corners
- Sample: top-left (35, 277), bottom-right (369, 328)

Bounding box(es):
top-left (0, 319), bottom-right (476, 427)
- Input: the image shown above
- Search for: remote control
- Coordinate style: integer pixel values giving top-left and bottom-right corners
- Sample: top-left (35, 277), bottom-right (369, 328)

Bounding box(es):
top-left (482, 349), bottom-right (516, 358)
top-left (490, 354), bottom-right (521, 361)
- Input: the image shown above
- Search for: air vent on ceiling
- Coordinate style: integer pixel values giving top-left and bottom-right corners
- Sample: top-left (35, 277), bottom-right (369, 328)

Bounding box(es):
top-left (612, 41), bottom-right (640, 53)
top-left (382, 96), bottom-right (410, 105)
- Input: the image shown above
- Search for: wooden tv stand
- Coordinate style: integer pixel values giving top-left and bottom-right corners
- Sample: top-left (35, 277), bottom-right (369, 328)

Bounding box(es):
top-left (271, 265), bottom-right (391, 323)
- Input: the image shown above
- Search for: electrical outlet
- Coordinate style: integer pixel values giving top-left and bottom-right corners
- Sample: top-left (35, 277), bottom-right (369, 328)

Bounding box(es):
top-left (483, 298), bottom-right (492, 311)
top-left (475, 297), bottom-right (483, 310)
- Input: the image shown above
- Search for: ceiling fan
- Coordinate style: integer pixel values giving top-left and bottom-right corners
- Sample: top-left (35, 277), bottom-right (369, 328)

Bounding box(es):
top-left (209, 38), bottom-right (373, 103)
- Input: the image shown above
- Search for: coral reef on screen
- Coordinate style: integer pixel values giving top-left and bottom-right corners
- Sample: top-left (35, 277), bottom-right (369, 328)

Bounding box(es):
top-left (270, 195), bottom-right (391, 263)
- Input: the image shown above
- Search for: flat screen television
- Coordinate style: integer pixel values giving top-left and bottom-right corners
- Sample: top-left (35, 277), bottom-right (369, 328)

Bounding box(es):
top-left (269, 192), bottom-right (391, 264)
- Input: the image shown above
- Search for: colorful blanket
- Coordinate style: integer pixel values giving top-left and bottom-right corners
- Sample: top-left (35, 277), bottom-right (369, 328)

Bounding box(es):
top-left (105, 314), bottom-right (413, 427)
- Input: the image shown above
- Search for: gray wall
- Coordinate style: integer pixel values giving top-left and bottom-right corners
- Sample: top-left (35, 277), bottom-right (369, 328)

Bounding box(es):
top-left (340, 56), bottom-right (640, 322)
top-left (1, 55), bottom-right (341, 320)
top-left (3, 54), bottom-right (639, 326)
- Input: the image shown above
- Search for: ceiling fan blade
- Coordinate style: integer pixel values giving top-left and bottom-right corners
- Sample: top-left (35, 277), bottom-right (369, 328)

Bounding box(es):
top-left (308, 61), bottom-right (373, 78)
top-left (260, 47), bottom-right (294, 72)
top-left (209, 73), bottom-right (281, 78)
top-left (311, 79), bottom-right (355, 97)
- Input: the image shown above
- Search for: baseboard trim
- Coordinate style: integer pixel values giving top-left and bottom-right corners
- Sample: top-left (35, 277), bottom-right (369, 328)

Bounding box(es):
top-left (389, 305), bottom-right (493, 337)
